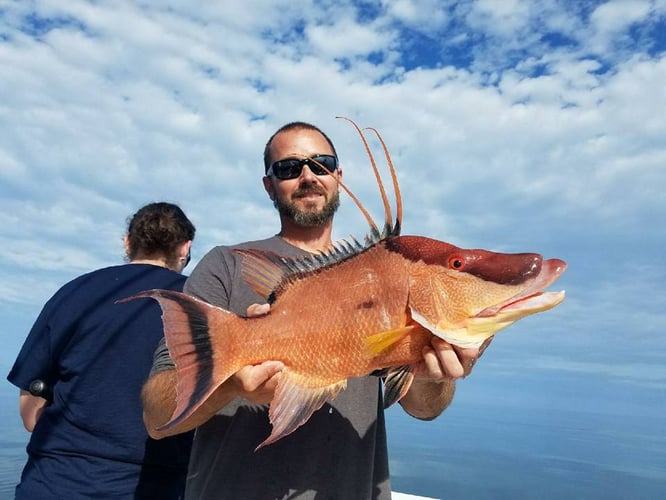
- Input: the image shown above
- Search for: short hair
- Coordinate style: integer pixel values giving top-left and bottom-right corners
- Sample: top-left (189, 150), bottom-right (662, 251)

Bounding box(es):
top-left (263, 121), bottom-right (338, 173)
top-left (125, 202), bottom-right (195, 261)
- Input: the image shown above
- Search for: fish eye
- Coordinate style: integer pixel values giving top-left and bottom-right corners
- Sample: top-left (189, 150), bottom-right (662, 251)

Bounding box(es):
top-left (448, 256), bottom-right (464, 270)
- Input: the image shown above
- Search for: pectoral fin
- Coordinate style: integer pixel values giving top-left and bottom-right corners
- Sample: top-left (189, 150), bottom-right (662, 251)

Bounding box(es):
top-left (259, 370), bottom-right (347, 450)
top-left (363, 325), bottom-right (417, 356)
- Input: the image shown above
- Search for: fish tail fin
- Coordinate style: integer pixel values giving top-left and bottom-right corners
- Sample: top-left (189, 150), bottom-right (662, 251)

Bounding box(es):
top-left (120, 289), bottom-right (240, 429)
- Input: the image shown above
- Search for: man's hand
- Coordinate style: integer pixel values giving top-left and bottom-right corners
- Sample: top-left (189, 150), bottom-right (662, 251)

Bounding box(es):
top-left (232, 361), bottom-right (283, 405)
top-left (412, 336), bottom-right (493, 381)
top-left (236, 303), bottom-right (282, 405)
top-left (246, 303), bottom-right (270, 317)
top-left (399, 336), bottom-right (493, 420)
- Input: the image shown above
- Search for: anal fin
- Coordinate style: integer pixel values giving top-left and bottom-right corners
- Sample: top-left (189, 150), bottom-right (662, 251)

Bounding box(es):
top-left (259, 370), bottom-right (347, 450)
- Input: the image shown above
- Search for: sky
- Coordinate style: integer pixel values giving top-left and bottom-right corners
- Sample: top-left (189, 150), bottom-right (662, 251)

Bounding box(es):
top-left (1, 0), bottom-right (665, 498)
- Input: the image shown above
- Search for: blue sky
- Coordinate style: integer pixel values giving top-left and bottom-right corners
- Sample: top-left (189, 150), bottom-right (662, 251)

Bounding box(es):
top-left (1, 1), bottom-right (665, 498)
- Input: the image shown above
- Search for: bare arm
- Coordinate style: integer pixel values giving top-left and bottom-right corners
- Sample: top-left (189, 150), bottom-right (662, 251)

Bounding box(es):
top-left (399, 337), bottom-right (490, 419)
top-left (19, 390), bottom-right (49, 431)
top-left (142, 300), bottom-right (282, 439)
top-left (142, 361), bottom-right (283, 439)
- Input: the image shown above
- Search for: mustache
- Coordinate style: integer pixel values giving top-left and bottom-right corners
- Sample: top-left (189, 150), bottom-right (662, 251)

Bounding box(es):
top-left (293, 186), bottom-right (327, 198)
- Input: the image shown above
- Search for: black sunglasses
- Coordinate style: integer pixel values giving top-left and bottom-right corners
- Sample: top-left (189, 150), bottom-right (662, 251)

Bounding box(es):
top-left (266, 154), bottom-right (338, 180)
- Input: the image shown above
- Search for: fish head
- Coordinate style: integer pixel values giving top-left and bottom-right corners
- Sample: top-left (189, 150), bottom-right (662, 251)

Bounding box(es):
top-left (388, 236), bottom-right (567, 349)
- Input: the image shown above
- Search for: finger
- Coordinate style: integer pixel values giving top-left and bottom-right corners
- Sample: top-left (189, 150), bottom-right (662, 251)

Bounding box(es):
top-left (421, 346), bottom-right (444, 379)
top-left (246, 303), bottom-right (270, 317)
top-left (452, 345), bottom-right (480, 376)
top-left (260, 360), bottom-right (284, 375)
top-left (235, 361), bottom-right (284, 392)
top-left (429, 339), bottom-right (465, 379)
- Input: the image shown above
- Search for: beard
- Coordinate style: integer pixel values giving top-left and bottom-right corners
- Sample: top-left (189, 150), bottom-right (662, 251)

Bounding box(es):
top-left (274, 186), bottom-right (340, 227)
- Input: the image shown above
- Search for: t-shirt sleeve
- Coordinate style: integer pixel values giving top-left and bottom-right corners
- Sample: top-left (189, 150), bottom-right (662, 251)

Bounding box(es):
top-left (149, 336), bottom-right (175, 375)
top-left (184, 246), bottom-right (233, 309)
top-left (148, 246), bottom-right (234, 375)
top-left (7, 299), bottom-right (60, 392)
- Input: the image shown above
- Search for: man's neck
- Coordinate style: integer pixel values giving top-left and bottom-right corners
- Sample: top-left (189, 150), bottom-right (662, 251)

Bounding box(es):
top-left (277, 221), bottom-right (334, 253)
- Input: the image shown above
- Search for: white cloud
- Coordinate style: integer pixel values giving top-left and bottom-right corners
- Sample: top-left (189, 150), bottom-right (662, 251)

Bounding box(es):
top-left (383, 0), bottom-right (450, 31)
top-left (1, 1), bottom-right (664, 384)
top-left (590, 0), bottom-right (653, 35)
top-left (306, 18), bottom-right (392, 59)
top-left (467, 0), bottom-right (532, 37)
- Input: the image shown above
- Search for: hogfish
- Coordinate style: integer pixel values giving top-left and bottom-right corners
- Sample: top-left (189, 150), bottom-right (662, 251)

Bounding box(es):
top-left (126, 119), bottom-right (566, 449)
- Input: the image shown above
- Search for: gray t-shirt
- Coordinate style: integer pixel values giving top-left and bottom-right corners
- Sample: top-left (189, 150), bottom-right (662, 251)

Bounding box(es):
top-left (157, 236), bottom-right (391, 500)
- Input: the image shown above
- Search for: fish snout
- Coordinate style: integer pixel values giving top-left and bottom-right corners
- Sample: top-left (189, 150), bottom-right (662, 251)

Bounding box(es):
top-left (465, 251), bottom-right (543, 286)
top-left (506, 253), bottom-right (543, 286)
top-left (545, 258), bottom-right (567, 276)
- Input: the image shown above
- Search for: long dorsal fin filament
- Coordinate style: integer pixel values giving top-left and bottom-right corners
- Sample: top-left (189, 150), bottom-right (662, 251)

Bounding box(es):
top-left (336, 117), bottom-right (403, 238)
top-left (365, 126), bottom-right (402, 236)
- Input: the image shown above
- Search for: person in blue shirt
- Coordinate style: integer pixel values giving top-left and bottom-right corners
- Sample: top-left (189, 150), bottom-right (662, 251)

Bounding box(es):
top-left (8, 202), bottom-right (196, 500)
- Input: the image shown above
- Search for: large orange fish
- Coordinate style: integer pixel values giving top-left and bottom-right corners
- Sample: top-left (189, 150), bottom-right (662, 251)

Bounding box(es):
top-left (126, 119), bottom-right (566, 449)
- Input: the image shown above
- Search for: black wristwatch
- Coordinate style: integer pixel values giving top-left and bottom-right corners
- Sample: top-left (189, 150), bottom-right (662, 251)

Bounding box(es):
top-left (28, 379), bottom-right (53, 401)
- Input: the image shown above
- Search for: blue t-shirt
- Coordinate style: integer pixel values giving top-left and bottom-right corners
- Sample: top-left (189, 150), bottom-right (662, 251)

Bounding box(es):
top-left (8, 264), bottom-right (193, 500)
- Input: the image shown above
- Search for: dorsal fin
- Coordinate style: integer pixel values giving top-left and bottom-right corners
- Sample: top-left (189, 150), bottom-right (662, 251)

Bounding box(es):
top-left (334, 117), bottom-right (402, 239)
top-left (234, 249), bottom-right (291, 300)
top-left (234, 240), bottom-right (365, 301)
top-left (365, 126), bottom-right (402, 236)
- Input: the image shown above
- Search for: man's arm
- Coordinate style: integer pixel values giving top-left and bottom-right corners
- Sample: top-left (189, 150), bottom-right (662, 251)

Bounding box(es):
top-left (399, 337), bottom-right (489, 420)
top-left (142, 303), bottom-right (279, 439)
top-left (142, 361), bottom-right (284, 439)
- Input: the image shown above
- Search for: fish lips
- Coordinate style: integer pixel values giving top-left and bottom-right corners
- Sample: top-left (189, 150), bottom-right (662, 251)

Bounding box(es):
top-left (476, 258), bottom-right (567, 318)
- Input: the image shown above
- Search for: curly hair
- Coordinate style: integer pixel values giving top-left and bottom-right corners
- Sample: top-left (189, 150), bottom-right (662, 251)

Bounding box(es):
top-left (125, 202), bottom-right (195, 268)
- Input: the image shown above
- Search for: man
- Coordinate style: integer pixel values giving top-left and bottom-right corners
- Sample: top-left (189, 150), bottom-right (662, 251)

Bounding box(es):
top-left (142, 122), bottom-right (485, 499)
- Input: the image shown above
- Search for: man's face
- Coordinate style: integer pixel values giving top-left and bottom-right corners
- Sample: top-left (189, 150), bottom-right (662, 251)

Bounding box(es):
top-left (264, 128), bottom-right (341, 227)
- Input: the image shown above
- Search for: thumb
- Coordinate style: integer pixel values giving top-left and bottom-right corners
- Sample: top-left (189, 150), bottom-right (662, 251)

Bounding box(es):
top-left (246, 303), bottom-right (270, 317)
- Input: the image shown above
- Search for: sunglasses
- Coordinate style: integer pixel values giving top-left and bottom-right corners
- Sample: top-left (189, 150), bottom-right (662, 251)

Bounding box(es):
top-left (266, 154), bottom-right (338, 180)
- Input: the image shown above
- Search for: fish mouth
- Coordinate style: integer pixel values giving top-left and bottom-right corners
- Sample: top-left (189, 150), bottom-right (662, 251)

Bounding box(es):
top-left (476, 258), bottom-right (567, 318)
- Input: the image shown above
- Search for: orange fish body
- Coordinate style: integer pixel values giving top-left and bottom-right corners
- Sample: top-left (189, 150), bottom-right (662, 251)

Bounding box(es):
top-left (132, 234), bottom-right (564, 448)
top-left (220, 241), bottom-right (423, 378)
top-left (139, 241), bottom-right (432, 448)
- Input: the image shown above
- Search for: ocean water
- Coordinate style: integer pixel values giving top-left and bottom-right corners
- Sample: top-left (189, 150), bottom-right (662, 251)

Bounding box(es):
top-left (0, 384), bottom-right (26, 499)
top-left (384, 365), bottom-right (666, 500)
top-left (2, 362), bottom-right (665, 500)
